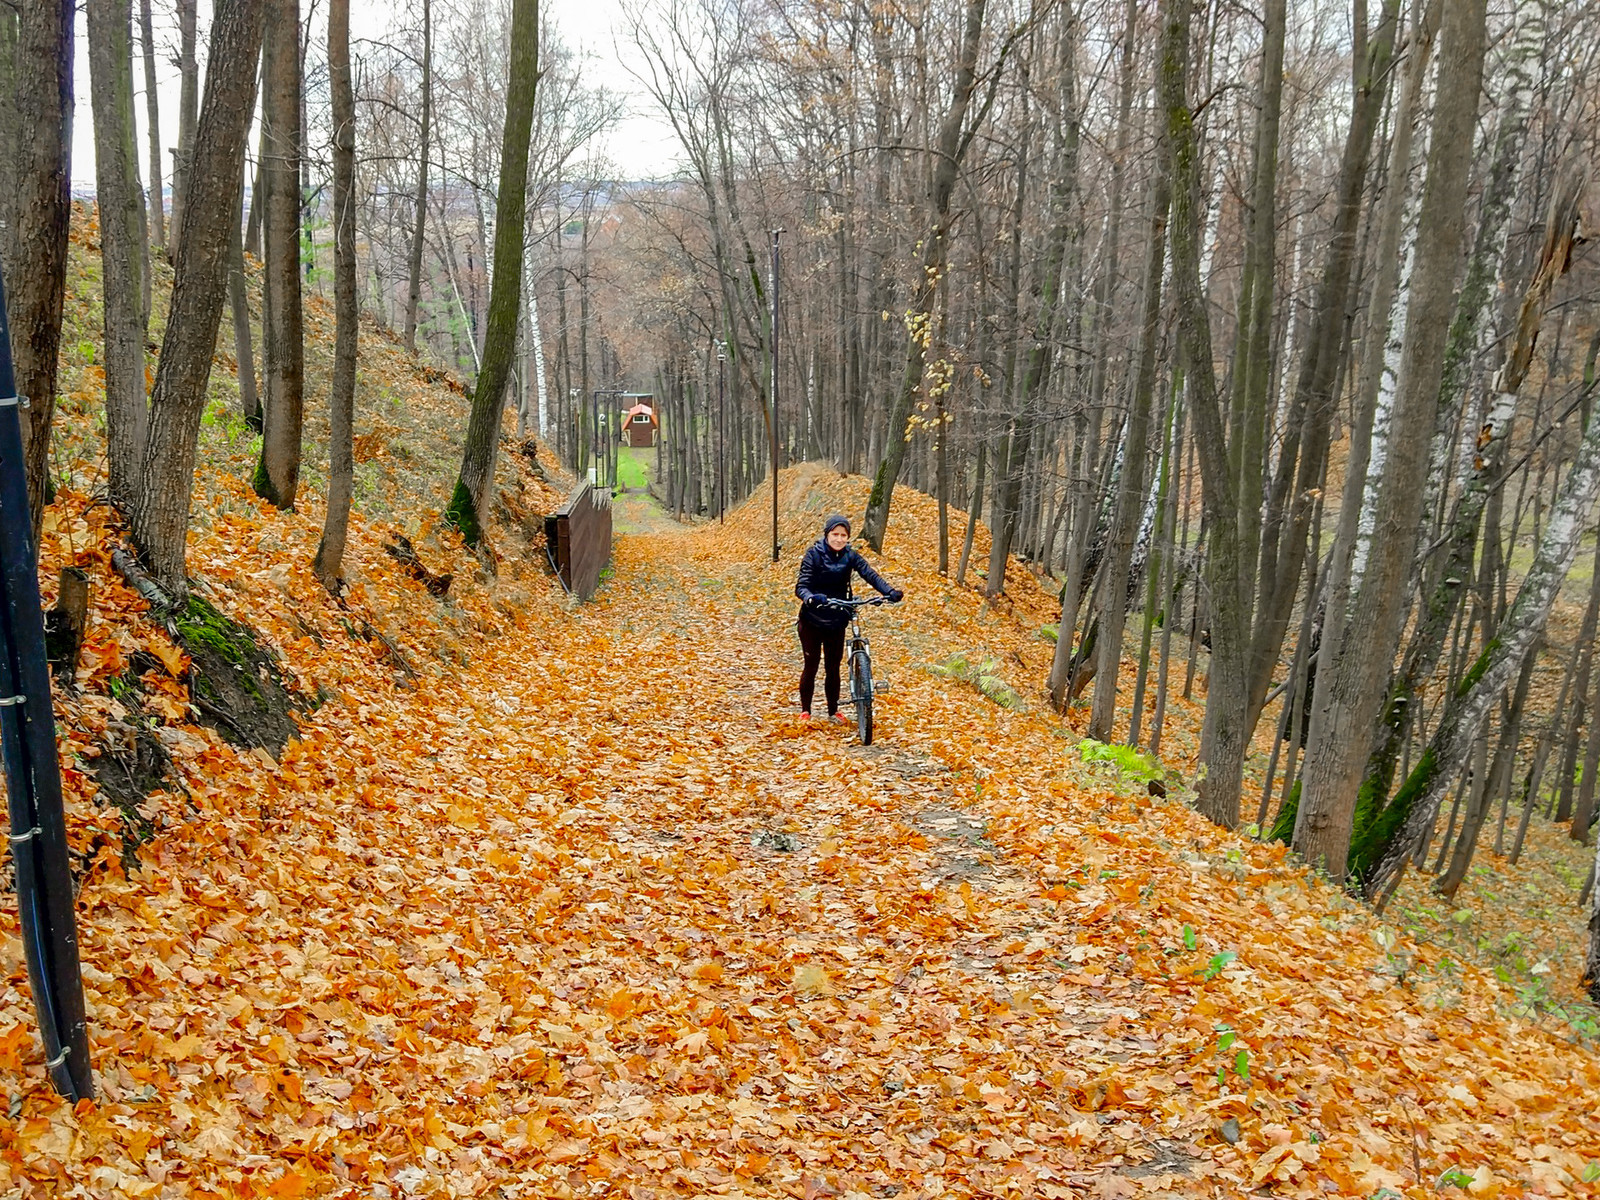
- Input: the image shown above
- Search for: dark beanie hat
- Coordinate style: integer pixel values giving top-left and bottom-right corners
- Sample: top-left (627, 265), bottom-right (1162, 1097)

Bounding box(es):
top-left (823, 513), bottom-right (851, 536)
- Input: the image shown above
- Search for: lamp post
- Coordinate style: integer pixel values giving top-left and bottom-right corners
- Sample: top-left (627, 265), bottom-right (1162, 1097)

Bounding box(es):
top-left (569, 387), bottom-right (580, 474)
top-left (716, 341), bottom-right (726, 524)
top-left (589, 389), bottom-right (599, 486)
top-left (770, 229), bottom-right (783, 564)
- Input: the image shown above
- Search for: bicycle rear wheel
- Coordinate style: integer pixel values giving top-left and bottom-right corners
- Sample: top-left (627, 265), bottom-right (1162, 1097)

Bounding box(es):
top-left (851, 648), bottom-right (874, 745)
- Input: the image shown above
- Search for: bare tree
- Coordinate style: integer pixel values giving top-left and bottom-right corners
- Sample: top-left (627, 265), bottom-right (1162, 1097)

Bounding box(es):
top-left (0, 0), bottom-right (73, 539)
top-left (860, 0), bottom-right (993, 553)
top-left (1296, 0), bottom-right (1489, 879)
top-left (446, 0), bottom-right (541, 545)
top-left (403, 0), bottom-right (432, 353)
top-left (171, 0), bottom-right (200, 259)
top-left (88, 0), bottom-right (151, 513)
top-left (131, 0), bottom-right (266, 594)
top-left (139, 0), bottom-right (165, 254)
top-left (255, 0), bottom-right (305, 509)
top-left (315, 0), bottom-right (357, 591)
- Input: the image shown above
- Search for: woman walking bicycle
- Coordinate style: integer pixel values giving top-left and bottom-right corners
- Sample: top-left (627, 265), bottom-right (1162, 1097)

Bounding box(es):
top-left (793, 513), bottom-right (903, 722)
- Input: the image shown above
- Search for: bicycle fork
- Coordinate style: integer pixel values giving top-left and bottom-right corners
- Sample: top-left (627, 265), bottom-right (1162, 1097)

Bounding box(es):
top-left (847, 637), bottom-right (870, 704)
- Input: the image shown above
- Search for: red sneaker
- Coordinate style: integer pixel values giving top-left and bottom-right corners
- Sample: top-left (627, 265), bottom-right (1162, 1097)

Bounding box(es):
top-left (831, 711), bottom-right (850, 725)
top-left (799, 711), bottom-right (812, 721)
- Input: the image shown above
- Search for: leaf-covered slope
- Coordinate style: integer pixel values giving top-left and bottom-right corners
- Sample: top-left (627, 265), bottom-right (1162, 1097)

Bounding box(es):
top-left (5, 465), bottom-right (1597, 1196)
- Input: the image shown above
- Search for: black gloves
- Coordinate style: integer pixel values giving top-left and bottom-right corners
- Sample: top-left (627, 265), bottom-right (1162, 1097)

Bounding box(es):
top-left (887, 588), bottom-right (904, 603)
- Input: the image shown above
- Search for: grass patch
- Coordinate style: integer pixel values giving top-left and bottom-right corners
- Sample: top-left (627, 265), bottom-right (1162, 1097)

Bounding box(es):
top-left (616, 448), bottom-right (651, 490)
top-left (1078, 738), bottom-right (1165, 785)
top-left (926, 652), bottom-right (1026, 710)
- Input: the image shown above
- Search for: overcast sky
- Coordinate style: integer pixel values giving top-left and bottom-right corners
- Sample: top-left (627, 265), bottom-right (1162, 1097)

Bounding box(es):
top-left (69, 0), bottom-right (681, 194)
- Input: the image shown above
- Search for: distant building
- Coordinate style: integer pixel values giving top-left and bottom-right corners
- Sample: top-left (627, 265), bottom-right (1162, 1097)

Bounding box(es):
top-left (621, 401), bottom-right (658, 448)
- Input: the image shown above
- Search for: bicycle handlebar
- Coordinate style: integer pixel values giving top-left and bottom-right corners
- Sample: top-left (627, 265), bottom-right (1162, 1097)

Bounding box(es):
top-left (821, 595), bottom-right (895, 608)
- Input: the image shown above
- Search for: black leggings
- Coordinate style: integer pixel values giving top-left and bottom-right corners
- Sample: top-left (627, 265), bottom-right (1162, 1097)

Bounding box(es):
top-left (797, 615), bottom-right (846, 715)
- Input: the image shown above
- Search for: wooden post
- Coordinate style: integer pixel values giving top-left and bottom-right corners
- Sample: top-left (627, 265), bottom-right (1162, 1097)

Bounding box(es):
top-left (43, 567), bottom-right (90, 682)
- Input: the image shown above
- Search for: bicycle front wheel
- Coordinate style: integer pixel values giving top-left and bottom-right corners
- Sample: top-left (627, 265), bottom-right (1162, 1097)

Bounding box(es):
top-left (852, 649), bottom-right (874, 745)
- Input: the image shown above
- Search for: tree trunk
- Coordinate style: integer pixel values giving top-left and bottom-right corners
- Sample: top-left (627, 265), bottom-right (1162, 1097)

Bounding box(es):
top-left (1346, 7), bottom-right (1548, 839)
top-left (1245, 0), bottom-right (1400, 733)
top-left (171, 0), bottom-right (199, 260)
top-left (860, 0), bottom-right (987, 552)
top-left (1348, 166), bottom-right (1588, 879)
top-left (130, 0), bottom-right (266, 596)
top-left (1301, 0), bottom-right (1438, 859)
top-left (1293, 0), bottom-right (1489, 878)
top-left (1133, 388), bottom-right (1182, 750)
top-left (0, 0), bottom-right (73, 541)
top-left (446, 0), bottom-right (541, 546)
top-left (1089, 180), bottom-right (1170, 740)
top-left (1224, 0), bottom-right (1289, 671)
top-left (1585, 833), bottom-right (1600, 1003)
top-left (230, 172), bottom-right (259, 427)
top-left (1573, 661), bottom-right (1600, 846)
top-left (138, 0), bottom-right (164, 253)
top-left (255, 0), bottom-right (304, 510)
top-left (88, 0), bottom-right (150, 514)
top-left (956, 440), bottom-right (985, 587)
top-left (1436, 647), bottom-right (1537, 900)
top-left (988, 13), bottom-right (1080, 598)
top-left (314, 0), bottom-right (356, 592)
top-left (403, 0), bottom-right (431, 353)
top-left (1159, 0), bottom-right (1255, 826)
top-left (1365, 250), bottom-right (1600, 902)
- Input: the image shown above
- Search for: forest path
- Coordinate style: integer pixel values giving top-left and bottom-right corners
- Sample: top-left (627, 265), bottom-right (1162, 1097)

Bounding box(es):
top-left (610, 485), bottom-right (687, 536)
top-left (451, 529), bottom-right (1181, 1194)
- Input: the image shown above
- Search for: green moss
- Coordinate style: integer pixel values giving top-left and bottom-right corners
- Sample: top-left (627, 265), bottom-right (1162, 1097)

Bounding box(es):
top-left (251, 454), bottom-right (284, 508)
top-left (175, 595), bottom-right (264, 702)
top-left (1349, 746), bottom-right (1437, 883)
top-left (1455, 640), bottom-right (1499, 698)
top-left (444, 478), bottom-right (482, 547)
top-left (1266, 778), bottom-right (1300, 844)
top-left (1348, 771), bottom-right (1385, 855)
top-left (867, 458), bottom-right (889, 511)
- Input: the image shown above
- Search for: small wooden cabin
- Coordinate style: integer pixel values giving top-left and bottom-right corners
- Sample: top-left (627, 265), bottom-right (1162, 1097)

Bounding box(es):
top-left (621, 402), bottom-right (659, 448)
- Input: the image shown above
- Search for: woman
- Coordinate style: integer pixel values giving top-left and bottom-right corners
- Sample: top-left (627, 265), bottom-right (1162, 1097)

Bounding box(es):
top-left (793, 513), bottom-right (903, 721)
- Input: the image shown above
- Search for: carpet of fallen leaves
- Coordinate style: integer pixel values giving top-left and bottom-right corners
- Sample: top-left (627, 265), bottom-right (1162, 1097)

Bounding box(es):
top-left (0, 453), bottom-right (1596, 1198)
top-left (1, 217), bottom-right (1597, 1198)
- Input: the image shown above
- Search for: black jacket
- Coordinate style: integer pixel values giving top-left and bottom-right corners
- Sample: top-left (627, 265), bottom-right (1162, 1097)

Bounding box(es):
top-left (795, 538), bottom-right (897, 629)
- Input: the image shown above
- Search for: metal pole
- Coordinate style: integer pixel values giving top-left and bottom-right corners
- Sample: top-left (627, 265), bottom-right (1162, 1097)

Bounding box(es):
top-left (0, 264), bottom-right (93, 1101)
top-left (770, 229), bottom-right (783, 563)
top-left (717, 342), bottom-right (726, 524)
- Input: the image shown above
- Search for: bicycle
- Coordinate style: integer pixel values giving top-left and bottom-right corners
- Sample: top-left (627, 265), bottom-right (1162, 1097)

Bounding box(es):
top-left (824, 596), bottom-right (891, 745)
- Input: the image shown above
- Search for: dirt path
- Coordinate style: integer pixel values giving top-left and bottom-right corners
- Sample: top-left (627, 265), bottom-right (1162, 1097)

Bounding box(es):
top-left (437, 533), bottom-right (1178, 1196)
top-left (611, 486), bottom-right (692, 536)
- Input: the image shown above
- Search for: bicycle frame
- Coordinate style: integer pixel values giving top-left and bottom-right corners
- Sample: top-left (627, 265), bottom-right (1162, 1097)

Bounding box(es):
top-left (846, 613), bottom-right (870, 703)
top-left (827, 597), bottom-right (882, 707)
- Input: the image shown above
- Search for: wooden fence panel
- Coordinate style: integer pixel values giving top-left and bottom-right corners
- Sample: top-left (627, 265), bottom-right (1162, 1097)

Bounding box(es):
top-left (545, 483), bottom-right (612, 601)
